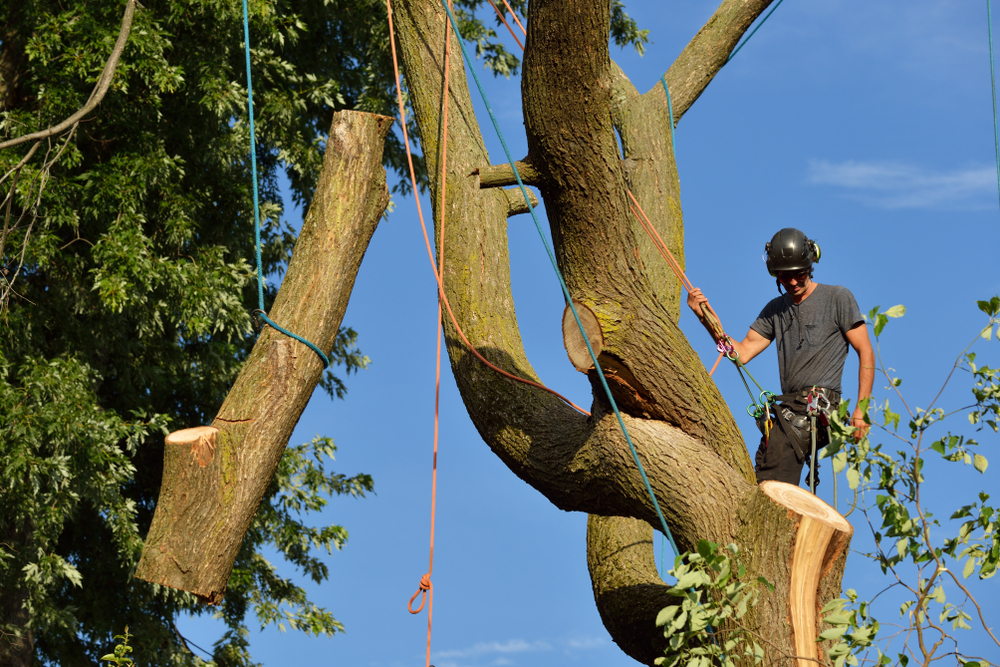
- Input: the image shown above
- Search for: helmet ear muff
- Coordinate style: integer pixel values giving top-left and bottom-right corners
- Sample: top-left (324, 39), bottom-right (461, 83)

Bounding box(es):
top-left (811, 241), bottom-right (821, 264)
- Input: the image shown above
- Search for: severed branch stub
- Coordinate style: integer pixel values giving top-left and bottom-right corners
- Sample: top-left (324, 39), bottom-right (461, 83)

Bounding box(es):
top-left (475, 160), bottom-right (543, 188)
top-left (562, 301), bottom-right (603, 372)
top-left (165, 426), bottom-right (219, 468)
top-left (760, 481), bottom-right (853, 667)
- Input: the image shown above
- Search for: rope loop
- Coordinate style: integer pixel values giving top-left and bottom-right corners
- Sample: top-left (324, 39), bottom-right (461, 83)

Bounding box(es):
top-left (408, 573), bottom-right (432, 614)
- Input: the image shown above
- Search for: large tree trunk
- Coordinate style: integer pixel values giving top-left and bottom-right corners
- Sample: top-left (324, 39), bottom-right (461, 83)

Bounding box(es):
top-left (391, 0), bottom-right (854, 664)
top-left (135, 110), bottom-right (392, 602)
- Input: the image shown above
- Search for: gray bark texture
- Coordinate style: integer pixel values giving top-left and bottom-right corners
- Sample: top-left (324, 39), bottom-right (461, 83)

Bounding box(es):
top-left (390, 0), bottom-right (853, 664)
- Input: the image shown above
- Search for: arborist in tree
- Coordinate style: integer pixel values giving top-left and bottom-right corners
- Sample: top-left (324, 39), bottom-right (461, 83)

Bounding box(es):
top-left (687, 228), bottom-right (875, 490)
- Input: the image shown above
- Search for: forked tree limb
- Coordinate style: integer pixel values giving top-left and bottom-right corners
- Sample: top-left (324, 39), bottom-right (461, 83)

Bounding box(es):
top-left (0, 0), bottom-right (137, 151)
top-left (135, 110), bottom-right (392, 602)
top-left (394, 0), bottom-right (852, 660)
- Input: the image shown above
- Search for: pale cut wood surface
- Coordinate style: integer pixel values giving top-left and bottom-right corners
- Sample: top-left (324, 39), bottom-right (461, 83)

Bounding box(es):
top-left (762, 482), bottom-right (853, 666)
top-left (562, 301), bottom-right (603, 372)
top-left (164, 426), bottom-right (219, 467)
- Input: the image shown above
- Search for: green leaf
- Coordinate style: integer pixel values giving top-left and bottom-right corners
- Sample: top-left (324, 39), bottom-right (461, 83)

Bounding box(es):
top-left (874, 313), bottom-right (889, 337)
top-left (973, 454), bottom-right (988, 473)
top-left (846, 467), bottom-right (861, 490)
top-left (656, 606), bottom-right (679, 627)
top-left (977, 296), bottom-right (1000, 317)
top-left (884, 304), bottom-right (906, 318)
top-left (819, 627), bottom-right (847, 640)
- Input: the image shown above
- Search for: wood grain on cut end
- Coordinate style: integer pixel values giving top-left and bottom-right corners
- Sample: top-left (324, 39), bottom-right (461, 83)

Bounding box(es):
top-left (562, 301), bottom-right (603, 372)
top-left (165, 426), bottom-right (219, 467)
top-left (761, 481), bottom-right (853, 666)
top-left (760, 481), bottom-right (852, 534)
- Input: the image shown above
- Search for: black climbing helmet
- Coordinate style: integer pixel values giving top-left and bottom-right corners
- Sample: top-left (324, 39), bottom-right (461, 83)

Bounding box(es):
top-left (764, 228), bottom-right (821, 276)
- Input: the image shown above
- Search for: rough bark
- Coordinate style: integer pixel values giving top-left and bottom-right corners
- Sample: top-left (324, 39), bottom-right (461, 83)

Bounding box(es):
top-left (392, 0), bottom-right (851, 663)
top-left (135, 110), bottom-right (392, 602)
top-left (587, 515), bottom-right (679, 664)
top-left (661, 0), bottom-right (779, 125)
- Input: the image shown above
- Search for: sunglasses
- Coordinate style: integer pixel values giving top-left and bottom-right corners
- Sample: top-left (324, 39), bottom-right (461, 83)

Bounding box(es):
top-left (776, 270), bottom-right (809, 282)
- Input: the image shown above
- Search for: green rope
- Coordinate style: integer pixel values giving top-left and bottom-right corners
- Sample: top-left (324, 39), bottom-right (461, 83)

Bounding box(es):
top-left (241, 0), bottom-right (330, 367)
top-left (988, 0), bottom-right (1000, 212)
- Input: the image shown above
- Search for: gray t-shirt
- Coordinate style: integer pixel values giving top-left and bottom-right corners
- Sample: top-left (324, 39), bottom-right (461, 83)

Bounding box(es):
top-left (750, 284), bottom-right (863, 394)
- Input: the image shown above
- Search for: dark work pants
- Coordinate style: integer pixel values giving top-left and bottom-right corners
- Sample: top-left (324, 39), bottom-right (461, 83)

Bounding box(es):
top-left (754, 408), bottom-right (830, 486)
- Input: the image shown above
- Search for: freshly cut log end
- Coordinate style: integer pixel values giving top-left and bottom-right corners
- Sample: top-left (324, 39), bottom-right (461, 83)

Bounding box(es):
top-left (761, 481), bottom-right (853, 667)
top-left (165, 426), bottom-right (219, 467)
top-left (562, 301), bottom-right (603, 372)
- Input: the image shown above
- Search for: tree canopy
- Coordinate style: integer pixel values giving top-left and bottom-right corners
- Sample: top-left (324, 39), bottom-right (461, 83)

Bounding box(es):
top-left (0, 0), bottom-right (651, 663)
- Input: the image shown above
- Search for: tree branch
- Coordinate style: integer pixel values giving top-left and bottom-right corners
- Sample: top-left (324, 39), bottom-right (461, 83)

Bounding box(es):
top-left (0, 0), bottom-right (136, 151)
top-left (660, 0), bottom-right (777, 125)
top-left (135, 110), bottom-right (392, 602)
top-left (587, 515), bottom-right (678, 664)
top-left (475, 160), bottom-right (542, 188)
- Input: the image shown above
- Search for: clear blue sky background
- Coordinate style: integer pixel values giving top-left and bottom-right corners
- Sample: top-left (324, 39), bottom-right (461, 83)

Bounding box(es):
top-left (178, 1), bottom-right (999, 664)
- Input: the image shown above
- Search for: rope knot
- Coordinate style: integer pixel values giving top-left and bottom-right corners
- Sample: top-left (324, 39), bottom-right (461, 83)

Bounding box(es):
top-left (408, 573), bottom-right (432, 614)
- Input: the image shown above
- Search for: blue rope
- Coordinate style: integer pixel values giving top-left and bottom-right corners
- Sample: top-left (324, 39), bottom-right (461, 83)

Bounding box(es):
top-left (726, 0), bottom-right (786, 63)
top-left (659, 76), bottom-right (679, 173)
top-left (989, 0), bottom-right (1000, 213)
top-left (439, 0), bottom-right (679, 558)
top-left (240, 0), bottom-right (330, 368)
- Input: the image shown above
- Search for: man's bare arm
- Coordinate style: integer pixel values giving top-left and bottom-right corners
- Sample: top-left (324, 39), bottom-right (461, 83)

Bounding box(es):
top-left (846, 322), bottom-right (875, 439)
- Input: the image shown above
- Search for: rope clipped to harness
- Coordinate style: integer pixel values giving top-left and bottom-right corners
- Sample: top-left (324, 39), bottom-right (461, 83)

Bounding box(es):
top-left (717, 336), bottom-right (775, 441)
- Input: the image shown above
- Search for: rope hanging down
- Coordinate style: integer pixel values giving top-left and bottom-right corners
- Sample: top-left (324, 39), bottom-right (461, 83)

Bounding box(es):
top-left (988, 0), bottom-right (1000, 213)
top-left (384, 5), bottom-right (590, 418)
top-left (240, 0), bottom-right (330, 367)
top-left (439, 0), bottom-right (680, 558)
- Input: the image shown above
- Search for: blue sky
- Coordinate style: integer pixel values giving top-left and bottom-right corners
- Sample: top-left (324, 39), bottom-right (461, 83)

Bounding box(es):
top-left (178, 1), bottom-right (999, 664)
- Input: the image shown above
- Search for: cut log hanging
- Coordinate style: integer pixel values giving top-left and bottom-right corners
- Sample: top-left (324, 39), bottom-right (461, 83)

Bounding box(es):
top-left (760, 481), bottom-right (853, 667)
top-left (134, 110), bottom-right (393, 603)
top-left (562, 301), bottom-right (603, 372)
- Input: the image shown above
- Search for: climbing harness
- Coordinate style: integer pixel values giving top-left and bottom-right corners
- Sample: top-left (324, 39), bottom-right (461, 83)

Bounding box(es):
top-left (240, 0), bottom-right (330, 367)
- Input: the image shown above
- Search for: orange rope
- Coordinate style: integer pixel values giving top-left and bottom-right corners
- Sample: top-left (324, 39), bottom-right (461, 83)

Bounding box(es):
top-left (387, 7), bottom-right (590, 661)
top-left (501, 0), bottom-right (526, 36)
top-left (385, 0), bottom-right (590, 418)
top-left (485, 0), bottom-right (524, 50)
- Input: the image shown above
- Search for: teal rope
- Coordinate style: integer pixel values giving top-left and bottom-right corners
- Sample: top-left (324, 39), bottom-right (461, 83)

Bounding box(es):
top-left (439, 0), bottom-right (680, 558)
top-left (726, 0), bottom-right (786, 63)
top-left (241, 0), bottom-right (330, 367)
top-left (989, 0), bottom-right (1000, 212)
top-left (660, 76), bottom-right (678, 165)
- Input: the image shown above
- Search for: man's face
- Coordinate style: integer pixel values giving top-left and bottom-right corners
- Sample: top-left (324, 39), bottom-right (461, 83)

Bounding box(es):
top-left (776, 269), bottom-right (811, 297)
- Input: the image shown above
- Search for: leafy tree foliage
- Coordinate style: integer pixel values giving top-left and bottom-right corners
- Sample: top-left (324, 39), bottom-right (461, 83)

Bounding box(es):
top-left (0, 0), bottom-right (647, 663)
